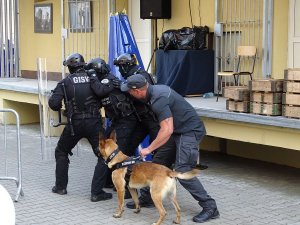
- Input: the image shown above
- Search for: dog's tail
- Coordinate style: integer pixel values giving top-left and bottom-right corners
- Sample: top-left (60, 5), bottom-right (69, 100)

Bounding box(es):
top-left (169, 169), bottom-right (200, 180)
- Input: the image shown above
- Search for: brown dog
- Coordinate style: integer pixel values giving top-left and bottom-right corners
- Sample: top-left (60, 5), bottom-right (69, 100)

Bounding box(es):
top-left (99, 131), bottom-right (200, 225)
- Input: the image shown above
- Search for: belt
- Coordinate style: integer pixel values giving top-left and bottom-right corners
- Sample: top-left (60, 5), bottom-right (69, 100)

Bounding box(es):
top-left (72, 112), bottom-right (101, 119)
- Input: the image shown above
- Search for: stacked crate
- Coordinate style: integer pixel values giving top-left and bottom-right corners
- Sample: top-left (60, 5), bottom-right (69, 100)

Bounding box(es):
top-left (282, 69), bottom-right (300, 119)
top-left (223, 86), bottom-right (250, 113)
top-left (249, 79), bottom-right (284, 116)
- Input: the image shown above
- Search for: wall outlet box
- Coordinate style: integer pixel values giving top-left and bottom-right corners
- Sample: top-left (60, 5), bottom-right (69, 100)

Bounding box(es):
top-left (214, 23), bottom-right (223, 36)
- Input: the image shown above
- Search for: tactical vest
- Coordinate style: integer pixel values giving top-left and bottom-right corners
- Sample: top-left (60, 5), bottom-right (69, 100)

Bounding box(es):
top-left (64, 71), bottom-right (101, 118)
top-left (99, 75), bottom-right (136, 120)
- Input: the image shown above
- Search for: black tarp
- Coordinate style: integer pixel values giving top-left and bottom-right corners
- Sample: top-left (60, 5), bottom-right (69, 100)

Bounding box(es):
top-left (156, 49), bottom-right (214, 96)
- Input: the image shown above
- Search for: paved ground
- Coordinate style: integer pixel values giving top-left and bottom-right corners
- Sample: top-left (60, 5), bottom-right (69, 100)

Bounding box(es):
top-left (1, 124), bottom-right (300, 225)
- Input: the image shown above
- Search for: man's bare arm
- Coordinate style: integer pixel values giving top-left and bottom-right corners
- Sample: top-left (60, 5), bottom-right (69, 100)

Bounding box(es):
top-left (141, 117), bottom-right (173, 156)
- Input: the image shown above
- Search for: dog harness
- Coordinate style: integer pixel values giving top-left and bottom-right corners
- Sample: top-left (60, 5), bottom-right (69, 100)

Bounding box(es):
top-left (106, 148), bottom-right (143, 184)
top-left (105, 148), bottom-right (120, 165)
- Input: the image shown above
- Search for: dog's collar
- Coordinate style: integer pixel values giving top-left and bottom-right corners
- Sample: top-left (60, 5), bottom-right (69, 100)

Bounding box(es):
top-left (106, 148), bottom-right (120, 165)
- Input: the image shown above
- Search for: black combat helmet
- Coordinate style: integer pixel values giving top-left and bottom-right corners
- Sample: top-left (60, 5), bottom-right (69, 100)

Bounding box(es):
top-left (113, 53), bottom-right (137, 66)
top-left (86, 58), bottom-right (111, 75)
top-left (63, 53), bottom-right (85, 74)
top-left (113, 53), bottom-right (137, 78)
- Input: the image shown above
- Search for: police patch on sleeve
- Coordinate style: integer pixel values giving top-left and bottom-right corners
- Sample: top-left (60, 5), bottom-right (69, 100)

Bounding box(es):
top-left (101, 78), bottom-right (109, 84)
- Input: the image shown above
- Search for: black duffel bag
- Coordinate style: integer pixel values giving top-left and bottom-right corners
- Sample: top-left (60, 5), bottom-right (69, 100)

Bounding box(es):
top-left (158, 29), bottom-right (177, 51)
top-left (159, 26), bottom-right (209, 51)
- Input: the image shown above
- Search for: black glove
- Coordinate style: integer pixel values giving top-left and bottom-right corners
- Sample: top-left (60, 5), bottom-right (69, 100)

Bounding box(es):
top-left (112, 78), bottom-right (122, 89)
top-left (87, 69), bottom-right (97, 78)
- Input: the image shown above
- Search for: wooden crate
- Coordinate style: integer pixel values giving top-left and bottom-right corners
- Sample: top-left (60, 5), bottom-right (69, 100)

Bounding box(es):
top-left (249, 79), bottom-right (284, 92)
top-left (283, 81), bottom-right (300, 93)
top-left (284, 68), bottom-right (300, 81)
top-left (250, 92), bottom-right (282, 104)
top-left (282, 105), bottom-right (300, 119)
top-left (282, 93), bottom-right (300, 106)
top-left (223, 86), bottom-right (249, 101)
top-left (250, 102), bottom-right (282, 116)
top-left (226, 100), bottom-right (249, 113)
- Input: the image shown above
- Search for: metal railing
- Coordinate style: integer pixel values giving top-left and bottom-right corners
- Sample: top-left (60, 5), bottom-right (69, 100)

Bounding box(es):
top-left (0, 108), bottom-right (23, 201)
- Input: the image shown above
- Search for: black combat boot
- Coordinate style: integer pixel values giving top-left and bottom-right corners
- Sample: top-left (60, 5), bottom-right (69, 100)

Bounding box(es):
top-left (52, 186), bottom-right (67, 195)
top-left (193, 208), bottom-right (220, 223)
top-left (91, 191), bottom-right (113, 202)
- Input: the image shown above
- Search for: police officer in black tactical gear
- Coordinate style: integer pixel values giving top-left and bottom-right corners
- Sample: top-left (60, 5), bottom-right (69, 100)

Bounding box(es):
top-left (86, 57), bottom-right (143, 157)
top-left (86, 57), bottom-right (142, 199)
top-left (87, 57), bottom-right (160, 181)
top-left (113, 53), bottom-right (163, 207)
top-left (113, 53), bottom-right (156, 83)
top-left (113, 53), bottom-right (159, 153)
top-left (48, 53), bottom-right (112, 202)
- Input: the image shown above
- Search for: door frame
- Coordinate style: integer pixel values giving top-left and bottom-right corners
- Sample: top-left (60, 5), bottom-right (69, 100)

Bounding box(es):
top-left (288, 0), bottom-right (300, 68)
top-left (128, 0), bottom-right (153, 72)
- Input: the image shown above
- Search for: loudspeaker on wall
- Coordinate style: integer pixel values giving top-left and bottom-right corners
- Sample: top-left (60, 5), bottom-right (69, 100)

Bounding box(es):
top-left (140, 0), bottom-right (171, 19)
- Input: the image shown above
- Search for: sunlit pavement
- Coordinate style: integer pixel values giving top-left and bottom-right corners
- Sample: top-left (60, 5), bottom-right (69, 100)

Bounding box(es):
top-left (1, 124), bottom-right (300, 225)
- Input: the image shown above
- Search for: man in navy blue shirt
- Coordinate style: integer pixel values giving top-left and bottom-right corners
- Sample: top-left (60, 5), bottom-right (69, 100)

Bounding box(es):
top-left (121, 74), bottom-right (219, 223)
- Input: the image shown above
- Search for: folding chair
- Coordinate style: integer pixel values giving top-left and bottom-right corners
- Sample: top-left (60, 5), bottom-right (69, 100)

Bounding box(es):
top-left (216, 46), bottom-right (256, 101)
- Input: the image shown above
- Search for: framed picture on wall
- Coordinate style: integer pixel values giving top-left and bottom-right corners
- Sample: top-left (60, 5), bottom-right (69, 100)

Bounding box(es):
top-left (34, 3), bottom-right (53, 33)
top-left (69, 1), bottom-right (92, 32)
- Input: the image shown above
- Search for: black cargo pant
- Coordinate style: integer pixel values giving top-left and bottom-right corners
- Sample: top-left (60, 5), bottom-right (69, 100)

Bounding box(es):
top-left (130, 112), bottom-right (160, 156)
top-left (113, 113), bottom-right (160, 156)
top-left (141, 130), bottom-right (218, 210)
top-left (105, 114), bottom-right (138, 185)
top-left (54, 118), bottom-right (108, 196)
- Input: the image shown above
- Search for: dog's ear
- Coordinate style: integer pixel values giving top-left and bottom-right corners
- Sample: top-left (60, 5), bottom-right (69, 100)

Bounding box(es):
top-left (99, 128), bottom-right (105, 141)
top-left (99, 145), bottom-right (106, 159)
top-left (109, 130), bottom-right (117, 142)
top-left (98, 129), bottom-right (107, 159)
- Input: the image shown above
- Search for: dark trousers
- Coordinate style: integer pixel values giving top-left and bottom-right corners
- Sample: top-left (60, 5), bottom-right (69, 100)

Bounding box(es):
top-left (113, 113), bottom-right (160, 156)
top-left (107, 114), bottom-right (140, 186)
top-left (54, 118), bottom-right (108, 195)
top-left (142, 131), bottom-right (217, 210)
top-left (113, 114), bottom-right (139, 156)
top-left (130, 113), bottom-right (160, 155)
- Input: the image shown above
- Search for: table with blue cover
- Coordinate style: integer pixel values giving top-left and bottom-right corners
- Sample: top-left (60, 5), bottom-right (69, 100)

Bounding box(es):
top-left (155, 49), bottom-right (214, 96)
